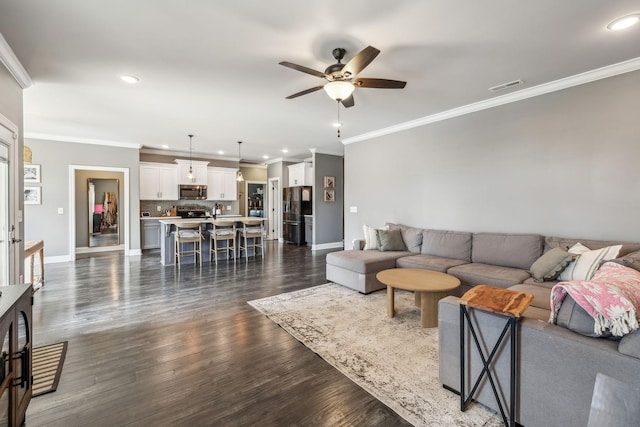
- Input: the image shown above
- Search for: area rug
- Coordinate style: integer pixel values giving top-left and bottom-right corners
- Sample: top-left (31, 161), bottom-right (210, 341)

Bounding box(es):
top-left (248, 284), bottom-right (501, 427)
top-left (32, 341), bottom-right (68, 397)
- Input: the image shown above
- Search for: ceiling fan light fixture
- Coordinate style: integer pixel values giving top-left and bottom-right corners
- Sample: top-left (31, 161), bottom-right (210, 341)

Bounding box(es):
top-left (324, 81), bottom-right (355, 101)
top-left (607, 14), bottom-right (639, 30)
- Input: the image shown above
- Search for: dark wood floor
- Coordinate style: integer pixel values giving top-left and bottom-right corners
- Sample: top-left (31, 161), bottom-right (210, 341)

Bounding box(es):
top-left (26, 242), bottom-right (410, 427)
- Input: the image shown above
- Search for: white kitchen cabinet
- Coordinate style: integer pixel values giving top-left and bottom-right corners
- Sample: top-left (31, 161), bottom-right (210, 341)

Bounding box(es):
top-left (140, 162), bottom-right (178, 200)
top-left (175, 160), bottom-right (208, 185)
top-left (207, 167), bottom-right (238, 201)
top-left (141, 219), bottom-right (161, 249)
top-left (288, 162), bottom-right (313, 187)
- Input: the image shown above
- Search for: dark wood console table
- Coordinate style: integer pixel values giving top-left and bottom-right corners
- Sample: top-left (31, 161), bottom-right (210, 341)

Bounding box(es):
top-left (0, 284), bottom-right (33, 426)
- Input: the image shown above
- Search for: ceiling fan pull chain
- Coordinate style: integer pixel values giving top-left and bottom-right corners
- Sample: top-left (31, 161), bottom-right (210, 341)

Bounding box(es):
top-left (337, 101), bottom-right (341, 139)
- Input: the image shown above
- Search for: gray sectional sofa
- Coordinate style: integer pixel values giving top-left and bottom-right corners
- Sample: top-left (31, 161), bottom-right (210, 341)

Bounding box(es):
top-left (325, 223), bottom-right (640, 426)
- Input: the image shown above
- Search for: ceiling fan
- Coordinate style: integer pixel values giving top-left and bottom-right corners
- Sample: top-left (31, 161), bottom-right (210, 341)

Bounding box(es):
top-left (279, 46), bottom-right (406, 108)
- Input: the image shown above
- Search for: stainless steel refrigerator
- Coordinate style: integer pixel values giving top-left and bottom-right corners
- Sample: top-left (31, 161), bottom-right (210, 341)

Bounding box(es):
top-left (283, 186), bottom-right (312, 245)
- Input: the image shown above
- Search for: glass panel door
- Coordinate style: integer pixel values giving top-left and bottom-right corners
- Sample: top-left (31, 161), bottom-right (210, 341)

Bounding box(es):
top-left (0, 143), bottom-right (8, 285)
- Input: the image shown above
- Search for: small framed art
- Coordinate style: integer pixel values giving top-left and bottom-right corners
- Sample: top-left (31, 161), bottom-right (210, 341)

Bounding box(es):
top-left (324, 176), bottom-right (335, 189)
top-left (24, 164), bottom-right (41, 183)
top-left (24, 186), bottom-right (42, 204)
top-left (324, 189), bottom-right (335, 202)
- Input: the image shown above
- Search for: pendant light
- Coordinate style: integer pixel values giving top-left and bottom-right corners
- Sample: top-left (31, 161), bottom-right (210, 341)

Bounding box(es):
top-left (236, 141), bottom-right (244, 182)
top-left (187, 134), bottom-right (194, 180)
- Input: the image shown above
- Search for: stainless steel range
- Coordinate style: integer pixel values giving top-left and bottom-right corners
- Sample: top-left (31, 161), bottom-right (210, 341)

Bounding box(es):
top-left (175, 205), bottom-right (208, 218)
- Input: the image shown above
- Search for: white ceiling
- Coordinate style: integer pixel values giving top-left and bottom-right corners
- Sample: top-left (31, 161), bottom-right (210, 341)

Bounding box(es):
top-left (1, 1), bottom-right (639, 162)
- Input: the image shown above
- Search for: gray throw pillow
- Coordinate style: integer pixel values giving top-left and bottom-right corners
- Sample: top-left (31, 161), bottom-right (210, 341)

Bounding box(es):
top-left (376, 229), bottom-right (407, 252)
top-left (529, 247), bottom-right (577, 282)
top-left (555, 295), bottom-right (611, 338)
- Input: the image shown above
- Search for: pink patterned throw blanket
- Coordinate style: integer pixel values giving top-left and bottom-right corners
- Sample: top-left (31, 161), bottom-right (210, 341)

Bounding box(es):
top-left (550, 262), bottom-right (640, 337)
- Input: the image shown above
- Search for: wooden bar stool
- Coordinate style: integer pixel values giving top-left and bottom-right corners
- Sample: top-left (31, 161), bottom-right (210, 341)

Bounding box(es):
top-left (173, 222), bottom-right (202, 268)
top-left (238, 219), bottom-right (265, 259)
top-left (209, 219), bottom-right (236, 264)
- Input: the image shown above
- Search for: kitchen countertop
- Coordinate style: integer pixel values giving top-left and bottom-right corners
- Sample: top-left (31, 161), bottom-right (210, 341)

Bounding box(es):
top-left (159, 216), bottom-right (266, 225)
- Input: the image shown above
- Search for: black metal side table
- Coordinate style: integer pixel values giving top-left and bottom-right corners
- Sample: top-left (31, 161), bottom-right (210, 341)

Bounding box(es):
top-left (459, 285), bottom-right (533, 427)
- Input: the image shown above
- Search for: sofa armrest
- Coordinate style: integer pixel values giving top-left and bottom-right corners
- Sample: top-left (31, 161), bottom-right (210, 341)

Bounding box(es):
top-left (352, 239), bottom-right (365, 250)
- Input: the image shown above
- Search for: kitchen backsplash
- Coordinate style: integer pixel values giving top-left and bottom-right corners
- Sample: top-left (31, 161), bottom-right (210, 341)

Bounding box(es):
top-left (140, 200), bottom-right (239, 217)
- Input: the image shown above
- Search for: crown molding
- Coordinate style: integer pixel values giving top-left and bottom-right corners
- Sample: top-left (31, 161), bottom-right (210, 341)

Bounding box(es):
top-left (309, 147), bottom-right (345, 157)
top-left (0, 33), bottom-right (32, 89)
top-left (25, 133), bottom-right (142, 149)
top-left (140, 147), bottom-right (233, 161)
top-left (342, 57), bottom-right (640, 145)
top-left (264, 157), bottom-right (306, 164)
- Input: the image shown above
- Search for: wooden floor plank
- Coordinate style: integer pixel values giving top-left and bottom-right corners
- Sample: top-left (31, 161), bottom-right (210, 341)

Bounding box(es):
top-left (26, 242), bottom-right (410, 426)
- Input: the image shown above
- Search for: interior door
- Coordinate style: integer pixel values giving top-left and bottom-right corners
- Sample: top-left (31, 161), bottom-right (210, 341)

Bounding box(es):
top-left (0, 142), bottom-right (9, 285)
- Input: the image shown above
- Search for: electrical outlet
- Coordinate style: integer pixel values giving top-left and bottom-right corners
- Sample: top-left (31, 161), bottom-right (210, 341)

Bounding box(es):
top-left (350, 206), bottom-right (358, 213)
top-left (226, 205), bottom-right (231, 210)
top-left (157, 206), bottom-right (162, 212)
top-left (58, 208), bottom-right (64, 214)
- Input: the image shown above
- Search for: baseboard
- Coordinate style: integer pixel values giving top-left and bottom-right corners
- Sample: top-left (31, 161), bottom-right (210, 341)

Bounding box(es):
top-left (312, 242), bottom-right (344, 251)
top-left (128, 249), bottom-right (142, 256)
top-left (44, 255), bottom-right (71, 264)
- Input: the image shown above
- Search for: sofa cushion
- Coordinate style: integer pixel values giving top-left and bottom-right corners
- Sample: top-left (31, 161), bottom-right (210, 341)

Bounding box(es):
top-left (471, 233), bottom-right (543, 270)
top-left (619, 330), bottom-right (640, 360)
top-left (529, 247), bottom-right (578, 282)
top-left (554, 295), bottom-right (606, 338)
top-left (557, 243), bottom-right (622, 281)
top-left (523, 277), bottom-right (557, 289)
top-left (396, 254), bottom-right (468, 273)
top-left (447, 263), bottom-right (531, 289)
top-left (363, 224), bottom-right (386, 250)
top-left (545, 236), bottom-right (640, 257)
top-left (386, 223), bottom-right (423, 253)
top-left (508, 284), bottom-right (552, 311)
top-left (376, 229), bottom-right (407, 252)
top-left (421, 230), bottom-right (472, 262)
top-left (325, 250), bottom-right (411, 274)
top-left (608, 250), bottom-right (640, 272)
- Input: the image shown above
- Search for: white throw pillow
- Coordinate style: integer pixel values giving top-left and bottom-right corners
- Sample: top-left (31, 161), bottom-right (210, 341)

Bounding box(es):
top-left (363, 224), bottom-right (385, 250)
top-left (558, 243), bottom-right (622, 281)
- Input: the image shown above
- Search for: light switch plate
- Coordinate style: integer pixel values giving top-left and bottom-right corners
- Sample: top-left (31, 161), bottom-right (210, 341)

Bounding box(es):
top-left (57, 208), bottom-right (64, 214)
top-left (350, 206), bottom-right (358, 213)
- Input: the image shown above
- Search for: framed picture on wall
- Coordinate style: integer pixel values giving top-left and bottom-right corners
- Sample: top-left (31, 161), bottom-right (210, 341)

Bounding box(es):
top-left (24, 164), bottom-right (41, 183)
top-left (324, 176), bottom-right (335, 189)
top-left (24, 186), bottom-right (41, 204)
top-left (324, 189), bottom-right (335, 202)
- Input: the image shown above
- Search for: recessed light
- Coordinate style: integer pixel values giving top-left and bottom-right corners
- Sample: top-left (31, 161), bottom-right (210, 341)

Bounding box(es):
top-left (282, 149), bottom-right (289, 154)
top-left (161, 144), bottom-right (169, 149)
top-left (263, 155), bottom-right (269, 159)
top-left (607, 14), bottom-right (640, 31)
top-left (333, 122), bottom-right (342, 128)
top-left (218, 150), bottom-right (224, 155)
top-left (120, 74), bottom-right (139, 84)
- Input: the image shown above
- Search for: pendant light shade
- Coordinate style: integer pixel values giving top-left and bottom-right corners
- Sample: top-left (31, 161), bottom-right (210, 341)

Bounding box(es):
top-left (187, 134), bottom-right (194, 180)
top-left (324, 81), bottom-right (355, 101)
top-left (237, 141), bottom-right (244, 182)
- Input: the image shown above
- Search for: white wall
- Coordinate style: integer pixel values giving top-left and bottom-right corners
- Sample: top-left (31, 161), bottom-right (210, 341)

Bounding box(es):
top-left (344, 70), bottom-right (640, 245)
top-left (23, 138), bottom-right (140, 260)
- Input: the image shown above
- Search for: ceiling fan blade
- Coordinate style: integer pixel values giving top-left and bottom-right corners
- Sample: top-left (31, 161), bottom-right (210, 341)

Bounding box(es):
top-left (341, 94), bottom-right (355, 108)
top-left (341, 46), bottom-right (380, 77)
top-left (354, 78), bottom-right (407, 89)
top-left (285, 86), bottom-right (325, 99)
top-left (279, 61), bottom-right (327, 78)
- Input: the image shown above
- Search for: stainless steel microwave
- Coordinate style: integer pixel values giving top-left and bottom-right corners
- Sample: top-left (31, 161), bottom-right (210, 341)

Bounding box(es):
top-left (179, 185), bottom-right (207, 200)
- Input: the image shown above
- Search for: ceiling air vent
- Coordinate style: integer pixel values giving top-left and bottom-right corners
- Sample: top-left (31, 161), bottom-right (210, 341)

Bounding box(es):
top-left (488, 79), bottom-right (524, 92)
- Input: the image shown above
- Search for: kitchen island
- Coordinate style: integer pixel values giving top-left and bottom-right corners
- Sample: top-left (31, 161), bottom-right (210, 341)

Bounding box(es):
top-left (158, 216), bottom-right (267, 266)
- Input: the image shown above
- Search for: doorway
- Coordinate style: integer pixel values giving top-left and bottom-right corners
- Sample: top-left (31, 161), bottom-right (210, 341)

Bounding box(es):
top-left (0, 115), bottom-right (19, 285)
top-left (267, 177), bottom-right (280, 241)
top-left (69, 166), bottom-right (130, 259)
top-left (88, 178), bottom-right (120, 247)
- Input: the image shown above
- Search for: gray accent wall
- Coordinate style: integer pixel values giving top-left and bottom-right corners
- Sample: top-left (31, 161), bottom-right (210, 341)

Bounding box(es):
top-left (23, 138), bottom-right (141, 258)
top-left (313, 153), bottom-right (343, 246)
top-left (344, 70), bottom-right (640, 246)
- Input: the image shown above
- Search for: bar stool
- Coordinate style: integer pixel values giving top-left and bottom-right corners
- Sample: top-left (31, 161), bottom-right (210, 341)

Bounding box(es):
top-left (173, 222), bottom-right (202, 268)
top-left (209, 219), bottom-right (237, 264)
top-left (238, 219), bottom-right (265, 259)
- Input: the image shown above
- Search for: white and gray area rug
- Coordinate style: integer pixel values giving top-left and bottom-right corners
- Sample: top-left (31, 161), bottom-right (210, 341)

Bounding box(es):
top-left (248, 283), bottom-right (502, 427)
